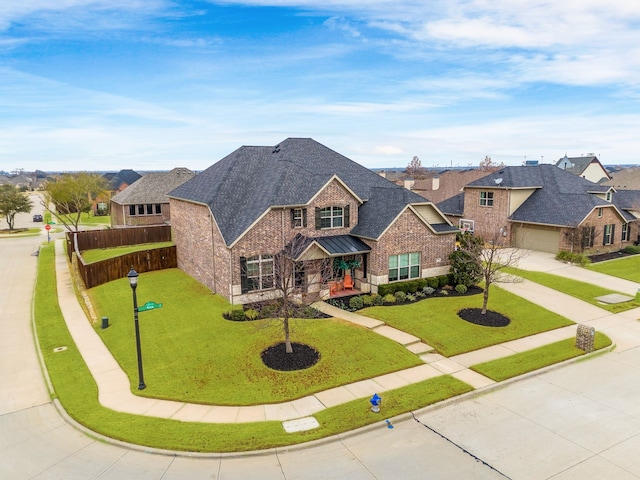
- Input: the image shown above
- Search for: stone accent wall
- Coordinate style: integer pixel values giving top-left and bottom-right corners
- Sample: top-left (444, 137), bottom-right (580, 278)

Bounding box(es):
top-left (463, 188), bottom-right (511, 241)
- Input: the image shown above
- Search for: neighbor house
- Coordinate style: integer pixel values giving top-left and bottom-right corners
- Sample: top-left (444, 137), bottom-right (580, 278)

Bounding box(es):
top-left (110, 168), bottom-right (195, 227)
top-left (168, 138), bottom-right (458, 305)
top-left (556, 154), bottom-right (611, 183)
top-left (437, 164), bottom-right (638, 254)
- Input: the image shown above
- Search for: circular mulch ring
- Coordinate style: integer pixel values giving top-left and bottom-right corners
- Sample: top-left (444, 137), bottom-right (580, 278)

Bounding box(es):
top-left (458, 308), bottom-right (511, 327)
top-left (261, 342), bottom-right (320, 371)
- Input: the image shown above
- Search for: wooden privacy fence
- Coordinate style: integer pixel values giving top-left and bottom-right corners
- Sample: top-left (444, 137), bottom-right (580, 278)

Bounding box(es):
top-left (67, 226), bottom-right (177, 289)
top-left (66, 225), bottom-right (172, 261)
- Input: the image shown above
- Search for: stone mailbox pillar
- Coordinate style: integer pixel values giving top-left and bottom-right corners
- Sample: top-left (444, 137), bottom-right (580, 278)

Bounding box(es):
top-left (575, 324), bottom-right (595, 353)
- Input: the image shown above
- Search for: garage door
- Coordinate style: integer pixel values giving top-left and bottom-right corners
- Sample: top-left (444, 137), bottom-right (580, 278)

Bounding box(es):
top-left (513, 225), bottom-right (561, 253)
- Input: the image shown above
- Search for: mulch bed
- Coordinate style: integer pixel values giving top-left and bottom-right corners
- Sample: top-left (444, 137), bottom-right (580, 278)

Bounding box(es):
top-left (261, 342), bottom-right (320, 371)
top-left (588, 251), bottom-right (635, 263)
top-left (458, 308), bottom-right (511, 327)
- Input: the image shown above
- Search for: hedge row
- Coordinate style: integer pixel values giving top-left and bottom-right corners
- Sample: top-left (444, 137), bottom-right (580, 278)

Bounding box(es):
top-left (377, 274), bottom-right (454, 296)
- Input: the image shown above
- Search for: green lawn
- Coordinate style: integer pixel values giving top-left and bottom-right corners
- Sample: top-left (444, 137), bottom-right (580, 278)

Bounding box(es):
top-left (587, 255), bottom-right (640, 283)
top-left (471, 332), bottom-right (612, 381)
top-left (56, 212), bottom-right (111, 226)
top-left (81, 242), bottom-right (174, 263)
top-left (504, 267), bottom-right (640, 313)
top-left (359, 286), bottom-right (574, 357)
top-left (89, 269), bottom-right (423, 405)
top-left (33, 243), bottom-right (474, 451)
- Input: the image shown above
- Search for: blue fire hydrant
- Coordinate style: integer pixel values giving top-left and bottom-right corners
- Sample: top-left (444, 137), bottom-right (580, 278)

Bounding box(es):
top-left (370, 393), bottom-right (381, 413)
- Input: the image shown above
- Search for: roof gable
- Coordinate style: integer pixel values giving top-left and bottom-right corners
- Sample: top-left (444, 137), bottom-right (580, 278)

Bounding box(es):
top-left (112, 168), bottom-right (194, 205)
top-left (170, 138), bottom-right (430, 246)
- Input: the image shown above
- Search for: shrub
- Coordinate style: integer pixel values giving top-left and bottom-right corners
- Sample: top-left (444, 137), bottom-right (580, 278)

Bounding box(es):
top-left (244, 308), bottom-right (259, 320)
top-left (383, 293), bottom-right (396, 304)
top-left (373, 294), bottom-right (384, 306)
top-left (423, 286), bottom-right (435, 295)
top-left (349, 296), bottom-right (364, 310)
top-left (438, 275), bottom-right (449, 288)
top-left (556, 250), bottom-right (591, 266)
top-left (439, 289), bottom-right (449, 296)
top-left (406, 294), bottom-right (416, 302)
top-left (623, 245), bottom-right (640, 254)
top-left (362, 294), bottom-right (373, 306)
top-left (394, 291), bottom-right (407, 303)
top-left (415, 291), bottom-right (425, 298)
top-left (455, 284), bottom-right (468, 294)
top-left (427, 277), bottom-right (439, 289)
top-left (377, 284), bottom-right (393, 296)
top-left (224, 309), bottom-right (246, 321)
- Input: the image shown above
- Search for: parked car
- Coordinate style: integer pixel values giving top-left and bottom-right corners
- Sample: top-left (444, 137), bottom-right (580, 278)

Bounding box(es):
top-left (33, 214), bottom-right (43, 222)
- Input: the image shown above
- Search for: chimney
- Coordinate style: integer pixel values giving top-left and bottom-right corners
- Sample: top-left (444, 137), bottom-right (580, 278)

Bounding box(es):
top-left (403, 179), bottom-right (414, 190)
top-left (432, 176), bottom-right (440, 190)
top-left (378, 171), bottom-right (386, 178)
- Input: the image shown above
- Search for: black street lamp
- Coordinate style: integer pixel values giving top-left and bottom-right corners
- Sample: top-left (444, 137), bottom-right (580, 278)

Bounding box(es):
top-left (127, 267), bottom-right (146, 390)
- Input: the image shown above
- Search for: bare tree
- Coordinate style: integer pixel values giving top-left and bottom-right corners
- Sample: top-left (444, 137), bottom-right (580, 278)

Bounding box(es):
top-left (479, 155), bottom-right (505, 172)
top-left (406, 156), bottom-right (427, 178)
top-left (248, 234), bottom-right (334, 353)
top-left (453, 230), bottom-right (524, 314)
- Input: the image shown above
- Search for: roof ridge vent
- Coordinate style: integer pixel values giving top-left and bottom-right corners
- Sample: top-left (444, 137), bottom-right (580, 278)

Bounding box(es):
top-left (272, 144), bottom-right (281, 154)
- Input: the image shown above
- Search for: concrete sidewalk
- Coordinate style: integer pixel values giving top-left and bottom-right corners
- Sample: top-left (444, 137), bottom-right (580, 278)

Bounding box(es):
top-left (53, 241), bottom-right (640, 430)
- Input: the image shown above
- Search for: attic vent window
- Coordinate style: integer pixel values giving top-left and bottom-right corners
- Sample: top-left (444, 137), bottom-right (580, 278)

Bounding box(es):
top-left (272, 145), bottom-right (281, 153)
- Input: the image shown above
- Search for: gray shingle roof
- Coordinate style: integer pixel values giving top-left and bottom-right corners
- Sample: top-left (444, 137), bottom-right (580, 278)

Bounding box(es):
top-left (437, 193), bottom-right (465, 216)
top-left (466, 164), bottom-right (614, 227)
top-left (112, 168), bottom-right (195, 205)
top-left (169, 138), bottom-right (436, 246)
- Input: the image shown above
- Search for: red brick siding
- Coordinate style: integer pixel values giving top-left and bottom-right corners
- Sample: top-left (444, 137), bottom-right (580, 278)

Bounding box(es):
top-left (463, 188), bottom-right (511, 240)
top-left (110, 201), bottom-right (171, 227)
top-left (364, 208), bottom-right (454, 279)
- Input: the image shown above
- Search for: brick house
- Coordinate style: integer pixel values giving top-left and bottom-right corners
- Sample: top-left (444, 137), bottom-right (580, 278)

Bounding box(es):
top-left (437, 164), bottom-right (638, 254)
top-left (110, 168), bottom-right (195, 227)
top-left (168, 138), bottom-right (458, 305)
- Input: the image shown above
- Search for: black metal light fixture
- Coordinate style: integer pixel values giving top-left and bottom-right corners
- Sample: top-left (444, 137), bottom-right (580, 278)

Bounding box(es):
top-left (127, 267), bottom-right (146, 390)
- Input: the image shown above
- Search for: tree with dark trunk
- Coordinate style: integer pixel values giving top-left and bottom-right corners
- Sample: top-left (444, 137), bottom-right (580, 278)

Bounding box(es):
top-left (0, 185), bottom-right (33, 230)
top-left (451, 230), bottom-right (524, 314)
top-left (252, 234), bottom-right (333, 353)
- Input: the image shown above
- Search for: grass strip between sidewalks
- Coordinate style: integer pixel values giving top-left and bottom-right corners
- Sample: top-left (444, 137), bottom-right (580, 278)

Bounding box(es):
top-left (587, 255), bottom-right (640, 284)
top-left (503, 267), bottom-right (640, 313)
top-left (33, 243), bottom-right (473, 452)
top-left (471, 333), bottom-right (612, 382)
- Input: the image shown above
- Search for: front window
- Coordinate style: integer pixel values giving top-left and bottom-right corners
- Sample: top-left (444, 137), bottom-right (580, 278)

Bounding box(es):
top-left (388, 252), bottom-right (420, 282)
top-left (293, 208), bottom-right (304, 228)
top-left (320, 207), bottom-right (343, 229)
top-left (597, 208), bottom-right (603, 218)
top-left (155, 204), bottom-right (162, 215)
top-left (146, 204), bottom-right (153, 215)
top-left (129, 205), bottom-right (136, 216)
top-left (137, 204), bottom-right (145, 215)
top-left (479, 191), bottom-right (494, 207)
top-left (603, 224), bottom-right (615, 245)
top-left (246, 255), bottom-right (274, 291)
top-left (582, 226), bottom-right (595, 249)
top-left (622, 223), bottom-right (629, 242)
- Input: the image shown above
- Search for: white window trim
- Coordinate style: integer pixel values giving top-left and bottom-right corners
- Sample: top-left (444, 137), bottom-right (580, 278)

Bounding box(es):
top-left (320, 206), bottom-right (343, 229)
top-left (479, 191), bottom-right (494, 207)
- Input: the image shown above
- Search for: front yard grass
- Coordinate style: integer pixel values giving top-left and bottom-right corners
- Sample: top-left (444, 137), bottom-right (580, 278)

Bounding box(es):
top-left (471, 333), bottom-right (612, 381)
top-left (587, 255), bottom-right (640, 283)
top-left (34, 243), bottom-right (472, 452)
top-left (359, 286), bottom-right (574, 357)
top-left (81, 241), bottom-right (174, 263)
top-left (88, 270), bottom-right (423, 405)
top-left (503, 267), bottom-right (640, 313)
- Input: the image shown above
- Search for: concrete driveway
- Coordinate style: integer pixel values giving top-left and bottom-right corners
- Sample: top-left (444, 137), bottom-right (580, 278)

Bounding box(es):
top-left (2, 239), bottom-right (640, 479)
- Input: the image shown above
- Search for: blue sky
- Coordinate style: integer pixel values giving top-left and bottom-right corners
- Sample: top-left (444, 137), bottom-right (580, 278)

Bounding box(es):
top-left (1, 1), bottom-right (640, 172)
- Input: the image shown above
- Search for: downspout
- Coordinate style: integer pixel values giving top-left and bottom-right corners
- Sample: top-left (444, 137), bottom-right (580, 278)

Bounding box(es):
top-left (209, 206), bottom-right (216, 295)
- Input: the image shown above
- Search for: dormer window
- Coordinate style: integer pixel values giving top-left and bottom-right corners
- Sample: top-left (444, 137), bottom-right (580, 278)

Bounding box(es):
top-left (606, 191), bottom-right (612, 202)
